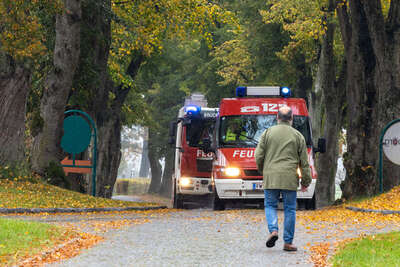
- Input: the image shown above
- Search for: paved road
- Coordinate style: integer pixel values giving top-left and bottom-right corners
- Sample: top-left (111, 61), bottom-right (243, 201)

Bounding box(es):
top-left (5, 208), bottom-right (397, 267)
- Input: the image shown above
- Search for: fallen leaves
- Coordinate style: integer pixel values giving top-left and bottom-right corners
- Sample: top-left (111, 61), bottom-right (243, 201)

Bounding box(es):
top-left (309, 242), bottom-right (331, 267)
top-left (346, 185), bottom-right (400, 211)
top-left (298, 185), bottom-right (400, 266)
top-left (16, 231), bottom-right (103, 267)
top-left (0, 179), bottom-right (158, 209)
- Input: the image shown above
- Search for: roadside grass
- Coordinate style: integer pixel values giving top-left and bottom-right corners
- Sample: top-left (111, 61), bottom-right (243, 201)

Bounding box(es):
top-left (0, 179), bottom-right (157, 209)
top-left (0, 218), bottom-right (74, 265)
top-left (331, 231), bottom-right (400, 267)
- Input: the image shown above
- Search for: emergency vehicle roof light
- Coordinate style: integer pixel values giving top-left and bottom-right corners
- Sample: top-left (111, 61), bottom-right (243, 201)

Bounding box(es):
top-left (280, 87), bottom-right (291, 98)
top-left (184, 105), bottom-right (201, 114)
top-left (236, 86), bottom-right (282, 97)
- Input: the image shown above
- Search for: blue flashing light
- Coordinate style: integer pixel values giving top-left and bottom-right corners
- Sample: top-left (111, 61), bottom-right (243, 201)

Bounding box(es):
top-left (184, 105), bottom-right (201, 114)
top-left (280, 87), bottom-right (291, 98)
top-left (236, 86), bottom-right (247, 97)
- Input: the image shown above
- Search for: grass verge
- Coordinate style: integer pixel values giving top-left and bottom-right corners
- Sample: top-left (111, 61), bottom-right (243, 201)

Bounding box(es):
top-left (331, 231), bottom-right (400, 267)
top-left (0, 179), bottom-right (158, 209)
top-left (0, 218), bottom-right (73, 266)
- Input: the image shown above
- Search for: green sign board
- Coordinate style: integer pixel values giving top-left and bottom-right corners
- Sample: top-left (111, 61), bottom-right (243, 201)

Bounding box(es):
top-left (61, 110), bottom-right (97, 196)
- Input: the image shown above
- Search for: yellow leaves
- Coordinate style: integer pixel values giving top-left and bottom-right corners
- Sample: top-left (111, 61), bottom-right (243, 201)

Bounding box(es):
top-left (310, 242), bottom-right (331, 267)
top-left (109, 0), bottom-right (238, 85)
top-left (348, 185), bottom-right (400, 211)
top-left (17, 231), bottom-right (103, 267)
top-left (260, 0), bottom-right (330, 62)
top-left (212, 39), bottom-right (255, 86)
top-left (0, 179), bottom-right (158, 209)
top-left (0, 0), bottom-right (61, 61)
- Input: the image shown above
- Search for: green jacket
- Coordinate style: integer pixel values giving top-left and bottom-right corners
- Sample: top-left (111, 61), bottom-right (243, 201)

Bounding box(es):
top-left (255, 121), bottom-right (311, 191)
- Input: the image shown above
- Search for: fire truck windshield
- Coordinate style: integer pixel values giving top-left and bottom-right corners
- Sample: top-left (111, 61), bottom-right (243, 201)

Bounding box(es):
top-left (219, 115), bottom-right (312, 148)
top-left (186, 119), bottom-right (215, 147)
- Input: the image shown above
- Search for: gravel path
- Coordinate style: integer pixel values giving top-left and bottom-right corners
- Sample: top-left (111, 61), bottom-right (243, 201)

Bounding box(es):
top-left (5, 208), bottom-right (397, 267)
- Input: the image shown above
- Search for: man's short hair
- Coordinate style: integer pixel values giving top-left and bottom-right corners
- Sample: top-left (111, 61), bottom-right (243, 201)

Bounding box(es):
top-left (277, 106), bottom-right (292, 122)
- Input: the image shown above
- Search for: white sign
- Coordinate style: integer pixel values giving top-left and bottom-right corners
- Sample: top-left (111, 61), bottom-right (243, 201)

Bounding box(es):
top-left (383, 121), bottom-right (400, 165)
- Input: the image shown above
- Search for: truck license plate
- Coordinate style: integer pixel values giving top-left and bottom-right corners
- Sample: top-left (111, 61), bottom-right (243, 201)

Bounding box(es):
top-left (252, 182), bottom-right (263, 190)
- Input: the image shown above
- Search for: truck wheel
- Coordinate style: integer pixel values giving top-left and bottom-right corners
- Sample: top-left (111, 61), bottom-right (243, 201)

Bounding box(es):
top-left (305, 195), bottom-right (316, 210)
top-left (173, 185), bottom-right (184, 209)
top-left (212, 193), bottom-right (225, 211)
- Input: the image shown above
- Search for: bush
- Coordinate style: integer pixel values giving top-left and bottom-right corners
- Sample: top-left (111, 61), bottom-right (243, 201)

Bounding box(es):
top-left (0, 163), bottom-right (39, 183)
top-left (44, 161), bottom-right (69, 188)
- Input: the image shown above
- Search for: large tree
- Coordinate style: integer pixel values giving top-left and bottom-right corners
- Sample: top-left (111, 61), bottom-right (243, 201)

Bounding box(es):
top-left (31, 0), bottom-right (82, 174)
top-left (0, 0), bottom-right (56, 166)
top-left (261, 0), bottom-right (345, 207)
top-left (337, 0), bottom-right (400, 198)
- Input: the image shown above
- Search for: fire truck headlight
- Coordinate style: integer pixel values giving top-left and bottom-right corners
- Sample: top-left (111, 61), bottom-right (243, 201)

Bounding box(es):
top-left (224, 167), bottom-right (240, 177)
top-left (180, 177), bottom-right (191, 187)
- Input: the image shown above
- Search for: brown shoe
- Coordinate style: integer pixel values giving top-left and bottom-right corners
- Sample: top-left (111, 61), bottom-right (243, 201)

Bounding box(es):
top-left (266, 231), bottom-right (278, 248)
top-left (283, 243), bottom-right (297, 251)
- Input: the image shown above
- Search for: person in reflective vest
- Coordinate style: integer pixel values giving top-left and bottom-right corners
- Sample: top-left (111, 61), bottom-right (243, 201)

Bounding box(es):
top-left (225, 123), bottom-right (247, 142)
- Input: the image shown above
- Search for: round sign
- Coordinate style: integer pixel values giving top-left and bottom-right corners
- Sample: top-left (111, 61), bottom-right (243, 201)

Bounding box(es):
top-left (61, 115), bottom-right (92, 154)
top-left (383, 121), bottom-right (400, 165)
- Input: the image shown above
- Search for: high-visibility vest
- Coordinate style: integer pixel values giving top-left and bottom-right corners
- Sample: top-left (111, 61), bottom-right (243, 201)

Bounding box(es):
top-left (225, 129), bottom-right (246, 141)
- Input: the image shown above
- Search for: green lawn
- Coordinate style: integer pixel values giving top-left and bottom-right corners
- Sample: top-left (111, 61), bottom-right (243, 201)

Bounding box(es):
top-left (332, 231), bottom-right (400, 267)
top-left (0, 218), bottom-right (69, 265)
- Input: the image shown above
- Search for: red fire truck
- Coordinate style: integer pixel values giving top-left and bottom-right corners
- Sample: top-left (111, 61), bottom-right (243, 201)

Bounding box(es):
top-left (169, 94), bottom-right (218, 208)
top-left (204, 86), bottom-right (325, 210)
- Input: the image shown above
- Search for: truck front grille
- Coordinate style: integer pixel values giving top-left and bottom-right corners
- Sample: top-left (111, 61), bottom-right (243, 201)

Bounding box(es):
top-left (197, 159), bottom-right (213, 173)
top-left (244, 169), bottom-right (262, 177)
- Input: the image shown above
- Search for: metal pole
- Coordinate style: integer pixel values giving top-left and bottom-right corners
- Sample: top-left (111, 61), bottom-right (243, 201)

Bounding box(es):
top-left (379, 133), bottom-right (384, 194)
top-left (92, 127), bottom-right (97, 197)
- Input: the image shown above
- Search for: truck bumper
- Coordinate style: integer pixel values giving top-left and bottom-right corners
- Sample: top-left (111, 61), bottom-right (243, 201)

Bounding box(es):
top-left (215, 179), bottom-right (316, 199)
top-left (178, 177), bottom-right (212, 195)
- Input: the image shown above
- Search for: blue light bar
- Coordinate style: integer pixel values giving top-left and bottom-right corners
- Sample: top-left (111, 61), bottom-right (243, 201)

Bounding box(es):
top-left (236, 86), bottom-right (281, 97)
top-left (236, 86), bottom-right (247, 97)
top-left (184, 105), bottom-right (201, 114)
top-left (280, 87), bottom-right (291, 98)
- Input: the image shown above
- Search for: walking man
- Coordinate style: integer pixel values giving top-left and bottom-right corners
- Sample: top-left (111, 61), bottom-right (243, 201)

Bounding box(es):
top-left (255, 105), bottom-right (311, 251)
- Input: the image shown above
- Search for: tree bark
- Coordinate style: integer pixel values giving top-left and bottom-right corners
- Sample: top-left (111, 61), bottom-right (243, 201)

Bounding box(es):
top-left (31, 0), bottom-right (81, 173)
top-left (337, 0), bottom-right (400, 199)
top-left (139, 127), bottom-right (150, 178)
top-left (0, 54), bottom-right (30, 165)
top-left (363, 0), bottom-right (400, 191)
top-left (147, 129), bottom-right (162, 193)
top-left (159, 147), bottom-right (174, 197)
top-left (314, 4), bottom-right (344, 207)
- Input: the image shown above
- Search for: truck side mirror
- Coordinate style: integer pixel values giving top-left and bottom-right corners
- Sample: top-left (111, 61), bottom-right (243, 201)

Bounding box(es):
top-left (317, 138), bottom-right (326, 153)
top-left (168, 121), bottom-right (177, 147)
top-left (200, 138), bottom-right (214, 154)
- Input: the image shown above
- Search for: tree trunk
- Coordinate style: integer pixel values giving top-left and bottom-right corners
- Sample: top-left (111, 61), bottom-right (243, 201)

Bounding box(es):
top-left (147, 129), bottom-right (162, 193)
top-left (139, 127), bottom-right (150, 178)
top-left (93, 110), bottom-right (122, 197)
top-left (363, 0), bottom-right (400, 191)
top-left (0, 54), bottom-right (30, 165)
top-left (314, 7), bottom-right (344, 207)
top-left (337, 0), bottom-right (381, 199)
top-left (31, 0), bottom-right (81, 174)
top-left (159, 147), bottom-right (174, 197)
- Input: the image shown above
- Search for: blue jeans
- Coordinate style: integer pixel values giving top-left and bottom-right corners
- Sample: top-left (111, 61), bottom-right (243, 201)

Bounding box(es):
top-left (264, 189), bottom-right (297, 244)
